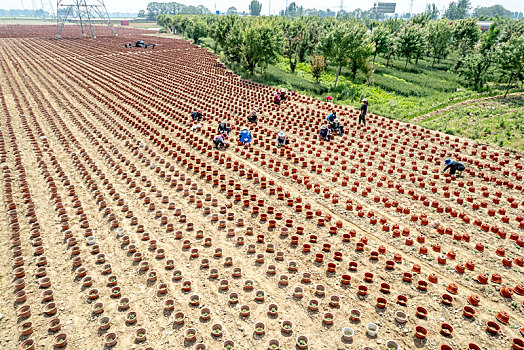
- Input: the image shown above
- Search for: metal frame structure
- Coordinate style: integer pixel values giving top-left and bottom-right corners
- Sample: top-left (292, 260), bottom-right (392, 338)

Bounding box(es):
top-left (56, 0), bottom-right (116, 39)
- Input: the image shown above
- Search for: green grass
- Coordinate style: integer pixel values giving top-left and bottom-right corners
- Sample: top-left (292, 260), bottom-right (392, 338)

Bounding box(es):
top-left (419, 96), bottom-right (524, 150)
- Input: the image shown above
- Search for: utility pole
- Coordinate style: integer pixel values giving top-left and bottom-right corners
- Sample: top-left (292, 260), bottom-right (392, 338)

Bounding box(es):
top-left (56, 0), bottom-right (116, 38)
top-left (409, 0), bottom-right (413, 18)
top-left (339, 0), bottom-right (343, 13)
top-left (285, 0), bottom-right (288, 17)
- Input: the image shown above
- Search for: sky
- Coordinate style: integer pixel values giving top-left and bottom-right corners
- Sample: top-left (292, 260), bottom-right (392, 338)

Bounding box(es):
top-left (3, 0), bottom-right (523, 16)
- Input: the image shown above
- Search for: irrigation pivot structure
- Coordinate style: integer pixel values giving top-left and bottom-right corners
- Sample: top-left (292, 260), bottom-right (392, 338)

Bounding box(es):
top-left (56, 0), bottom-right (116, 39)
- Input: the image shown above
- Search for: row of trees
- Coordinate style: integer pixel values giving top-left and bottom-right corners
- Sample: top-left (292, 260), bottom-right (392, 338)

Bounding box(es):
top-left (141, 0), bottom-right (522, 20)
top-left (141, 2), bottom-right (211, 20)
top-left (157, 14), bottom-right (523, 95)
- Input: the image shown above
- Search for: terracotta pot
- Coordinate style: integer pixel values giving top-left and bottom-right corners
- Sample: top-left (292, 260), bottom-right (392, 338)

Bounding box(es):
top-left (185, 328), bottom-right (197, 342)
top-left (416, 306), bottom-right (428, 318)
top-left (174, 312), bottom-right (185, 325)
top-left (104, 333), bottom-right (117, 347)
top-left (48, 318), bottom-right (61, 332)
top-left (296, 335), bottom-right (308, 349)
top-left (415, 326), bottom-right (427, 339)
top-left (54, 333), bottom-right (67, 348)
top-left (496, 311), bottom-right (510, 324)
top-left (98, 316), bottom-right (111, 330)
top-left (440, 323), bottom-right (453, 336)
top-left (135, 328), bottom-right (147, 342)
top-left (19, 321), bottom-right (33, 336)
top-left (20, 339), bottom-right (34, 350)
top-left (17, 305), bottom-right (31, 318)
top-left (486, 321), bottom-right (500, 334)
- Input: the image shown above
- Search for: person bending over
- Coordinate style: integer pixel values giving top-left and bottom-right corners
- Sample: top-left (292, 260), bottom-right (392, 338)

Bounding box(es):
top-left (442, 159), bottom-right (466, 176)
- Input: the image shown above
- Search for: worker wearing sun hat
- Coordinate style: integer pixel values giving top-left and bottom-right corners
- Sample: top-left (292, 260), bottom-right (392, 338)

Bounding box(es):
top-left (248, 108), bottom-right (258, 123)
top-left (276, 131), bottom-right (288, 148)
top-left (218, 121), bottom-right (230, 134)
top-left (358, 99), bottom-right (368, 126)
top-left (191, 109), bottom-right (204, 122)
top-left (442, 159), bottom-right (466, 176)
top-left (239, 127), bottom-right (252, 145)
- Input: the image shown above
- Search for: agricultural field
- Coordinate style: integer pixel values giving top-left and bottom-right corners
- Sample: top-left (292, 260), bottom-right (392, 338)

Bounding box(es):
top-left (0, 24), bottom-right (523, 350)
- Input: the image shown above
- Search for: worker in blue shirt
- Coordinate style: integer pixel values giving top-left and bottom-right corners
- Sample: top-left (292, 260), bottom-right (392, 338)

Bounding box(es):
top-left (239, 127), bottom-right (252, 145)
top-left (442, 159), bottom-right (466, 176)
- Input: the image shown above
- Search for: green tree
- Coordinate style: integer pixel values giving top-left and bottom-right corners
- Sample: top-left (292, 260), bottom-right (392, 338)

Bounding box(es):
top-left (473, 5), bottom-right (512, 19)
top-left (210, 15), bottom-right (239, 52)
top-left (249, 0), bottom-right (262, 16)
top-left (499, 19), bottom-right (524, 42)
top-left (224, 20), bottom-right (246, 64)
top-left (445, 0), bottom-right (471, 20)
top-left (427, 19), bottom-right (453, 65)
top-left (184, 18), bottom-right (208, 44)
top-left (371, 24), bottom-right (393, 62)
top-left (319, 20), bottom-right (373, 87)
top-left (137, 10), bottom-right (146, 18)
top-left (458, 22), bottom-right (501, 90)
top-left (397, 23), bottom-right (426, 67)
top-left (240, 22), bottom-right (280, 74)
top-left (497, 35), bottom-right (524, 97)
top-left (226, 7), bottom-right (237, 15)
top-left (286, 2), bottom-right (304, 17)
top-left (453, 18), bottom-right (482, 66)
top-left (282, 18), bottom-right (309, 72)
top-left (309, 55), bottom-right (327, 82)
top-left (296, 16), bottom-right (323, 62)
top-left (425, 3), bottom-right (439, 19)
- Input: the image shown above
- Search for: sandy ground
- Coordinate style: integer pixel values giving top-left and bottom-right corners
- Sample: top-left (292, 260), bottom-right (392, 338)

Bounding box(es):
top-left (0, 25), bottom-right (522, 350)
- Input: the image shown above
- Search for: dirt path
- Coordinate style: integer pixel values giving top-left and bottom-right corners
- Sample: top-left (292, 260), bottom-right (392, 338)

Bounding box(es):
top-left (411, 92), bottom-right (524, 122)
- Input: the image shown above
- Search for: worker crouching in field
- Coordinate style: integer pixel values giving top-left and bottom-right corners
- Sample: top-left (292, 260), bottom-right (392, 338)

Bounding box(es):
top-left (191, 109), bottom-right (204, 122)
top-left (213, 133), bottom-right (228, 149)
top-left (276, 132), bottom-right (289, 148)
top-left (239, 127), bottom-right (252, 145)
top-left (218, 121), bottom-right (231, 135)
top-left (329, 117), bottom-right (344, 136)
top-left (247, 108), bottom-right (258, 123)
top-left (442, 159), bottom-right (466, 176)
top-left (319, 125), bottom-right (331, 141)
top-left (280, 88), bottom-right (287, 102)
top-left (273, 92), bottom-right (281, 105)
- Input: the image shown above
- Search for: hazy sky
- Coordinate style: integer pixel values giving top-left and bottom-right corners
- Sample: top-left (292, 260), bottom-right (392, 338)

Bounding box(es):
top-left (3, 0), bottom-right (524, 16)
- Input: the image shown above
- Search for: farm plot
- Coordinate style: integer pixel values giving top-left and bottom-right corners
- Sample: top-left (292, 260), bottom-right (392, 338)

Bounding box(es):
top-left (0, 25), bottom-right (523, 350)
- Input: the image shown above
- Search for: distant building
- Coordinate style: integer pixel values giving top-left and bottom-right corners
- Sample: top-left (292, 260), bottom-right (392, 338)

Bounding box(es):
top-left (476, 21), bottom-right (494, 32)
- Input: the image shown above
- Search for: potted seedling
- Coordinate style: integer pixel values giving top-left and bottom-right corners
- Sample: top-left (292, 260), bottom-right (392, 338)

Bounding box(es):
top-left (98, 316), bottom-right (111, 330)
top-left (174, 311), bottom-right (185, 325)
top-left (126, 311), bottom-right (137, 324)
top-left (135, 328), bottom-right (146, 342)
top-left (342, 327), bottom-right (354, 341)
top-left (254, 322), bottom-right (265, 336)
top-left (185, 328), bottom-right (197, 342)
top-left (296, 335), bottom-right (308, 349)
top-left (104, 333), bottom-right (117, 347)
top-left (119, 297), bottom-right (130, 310)
top-left (223, 339), bottom-right (234, 349)
top-left (200, 307), bottom-right (211, 320)
top-left (308, 299), bottom-right (319, 311)
top-left (240, 305), bottom-right (250, 317)
top-left (54, 333), bottom-right (67, 348)
top-left (281, 320), bottom-right (293, 334)
top-left (212, 323), bottom-right (223, 337)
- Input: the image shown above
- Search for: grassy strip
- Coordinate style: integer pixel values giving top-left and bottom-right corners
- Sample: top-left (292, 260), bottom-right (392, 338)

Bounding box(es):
top-left (419, 96), bottom-right (524, 150)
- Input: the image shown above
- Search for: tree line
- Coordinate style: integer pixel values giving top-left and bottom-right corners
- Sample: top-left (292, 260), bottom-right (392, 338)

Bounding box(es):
top-left (157, 14), bottom-right (523, 96)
